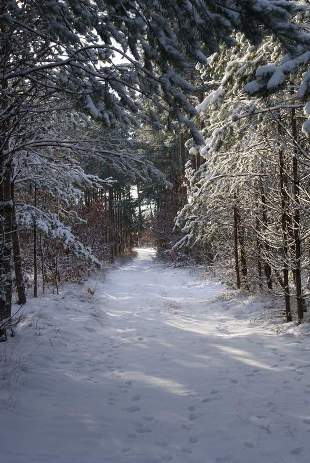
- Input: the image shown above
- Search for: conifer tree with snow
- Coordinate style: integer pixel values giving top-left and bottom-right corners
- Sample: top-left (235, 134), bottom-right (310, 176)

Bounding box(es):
top-left (175, 25), bottom-right (310, 322)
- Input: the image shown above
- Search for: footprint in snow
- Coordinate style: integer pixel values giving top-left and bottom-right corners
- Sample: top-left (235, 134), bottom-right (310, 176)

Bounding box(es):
top-left (181, 448), bottom-right (192, 454)
top-left (243, 441), bottom-right (255, 448)
top-left (290, 447), bottom-right (303, 456)
top-left (189, 436), bottom-right (199, 444)
top-left (131, 394), bottom-right (141, 401)
top-left (126, 405), bottom-right (140, 413)
top-left (136, 424), bottom-right (152, 434)
top-left (210, 389), bottom-right (220, 395)
top-left (181, 423), bottom-right (192, 430)
top-left (143, 415), bottom-right (155, 422)
top-left (201, 397), bottom-right (214, 403)
top-left (155, 440), bottom-right (168, 448)
top-left (246, 371), bottom-right (257, 377)
top-left (266, 401), bottom-right (276, 409)
top-left (120, 388), bottom-right (129, 393)
top-left (249, 416), bottom-right (271, 433)
top-left (162, 456), bottom-right (173, 462)
top-left (215, 456), bottom-right (235, 463)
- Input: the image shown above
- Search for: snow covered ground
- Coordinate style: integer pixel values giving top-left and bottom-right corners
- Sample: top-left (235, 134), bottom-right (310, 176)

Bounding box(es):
top-left (1, 248), bottom-right (310, 463)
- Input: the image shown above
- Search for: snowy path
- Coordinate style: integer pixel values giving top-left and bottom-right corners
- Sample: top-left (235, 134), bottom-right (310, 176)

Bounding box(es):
top-left (1, 248), bottom-right (310, 463)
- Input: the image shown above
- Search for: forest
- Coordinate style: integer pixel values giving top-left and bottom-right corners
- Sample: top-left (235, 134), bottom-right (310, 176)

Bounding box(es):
top-left (2, 2), bottom-right (310, 463)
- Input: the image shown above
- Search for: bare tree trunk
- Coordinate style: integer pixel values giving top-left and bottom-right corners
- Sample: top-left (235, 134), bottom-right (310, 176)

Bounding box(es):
top-left (33, 184), bottom-right (38, 298)
top-left (0, 9), bottom-right (13, 334)
top-left (137, 186), bottom-right (143, 245)
top-left (234, 204), bottom-right (248, 289)
top-left (259, 181), bottom-right (273, 289)
top-left (39, 232), bottom-right (46, 294)
top-left (116, 190), bottom-right (121, 256)
top-left (233, 205), bottom-right (241, 289)
top-left (238, 222), bottom-right (248, 289)
top-left (108, 188), bottom-right (115, 262)
top-left (11, 182), bottom-right (26, 304)
top-left (291, 106), bottom-right (305, 321)
top-left (279, 148), bottom-right (292, 322)
top-left (0, 166), bottom-right (13, 323)
top-left (119, 191), bottom-right (125, 254)
top-left (104, 189), bottom-right (109, 252)
top-left (255, 217), bottom-right (263, 289)
top-left (54, 254), bottom-right (59, 295)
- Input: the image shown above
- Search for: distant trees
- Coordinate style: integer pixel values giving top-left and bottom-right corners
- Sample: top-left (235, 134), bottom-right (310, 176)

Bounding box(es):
top-left (134, 121), bottom-right (188, 252)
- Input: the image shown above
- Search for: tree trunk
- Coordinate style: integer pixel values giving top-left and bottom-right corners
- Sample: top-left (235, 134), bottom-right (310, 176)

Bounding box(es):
top-left (255, 217), bottom-right (263, 289)
top-left (11, 182), bottom-right (26, 305)
top-left (233, 205), bottom-right (241, 289)
top-left (291, 106), bottom-right (305, 321)
top-left (279, 148), bottom-right (292, 322)
top-left (259, 180), bottom-right (273, 289)
top-left (238, 222), bottom-right (248, 289)
top-left (39, 232), bottom-right (46, 295)
top-left (108, 188), bottom-right (115, 262)
top-left (33, 184), bottom-right (38, 298)
top-left (0, 166), bottom-right (13, 323)
top-left (235, 204), bottom-right (248, 289)
top-left (0, 9), bottom-right (13, 331)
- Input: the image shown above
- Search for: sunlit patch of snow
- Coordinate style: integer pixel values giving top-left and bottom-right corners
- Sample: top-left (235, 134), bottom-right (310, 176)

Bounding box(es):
top-left (110, 370), bottom-right (193, 397)
top-left (214, 345), bottom-right (277, 371)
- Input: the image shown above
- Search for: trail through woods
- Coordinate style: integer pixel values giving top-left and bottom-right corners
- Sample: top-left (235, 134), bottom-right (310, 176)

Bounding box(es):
top-left (1, 248), bottom-right (310, 462)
